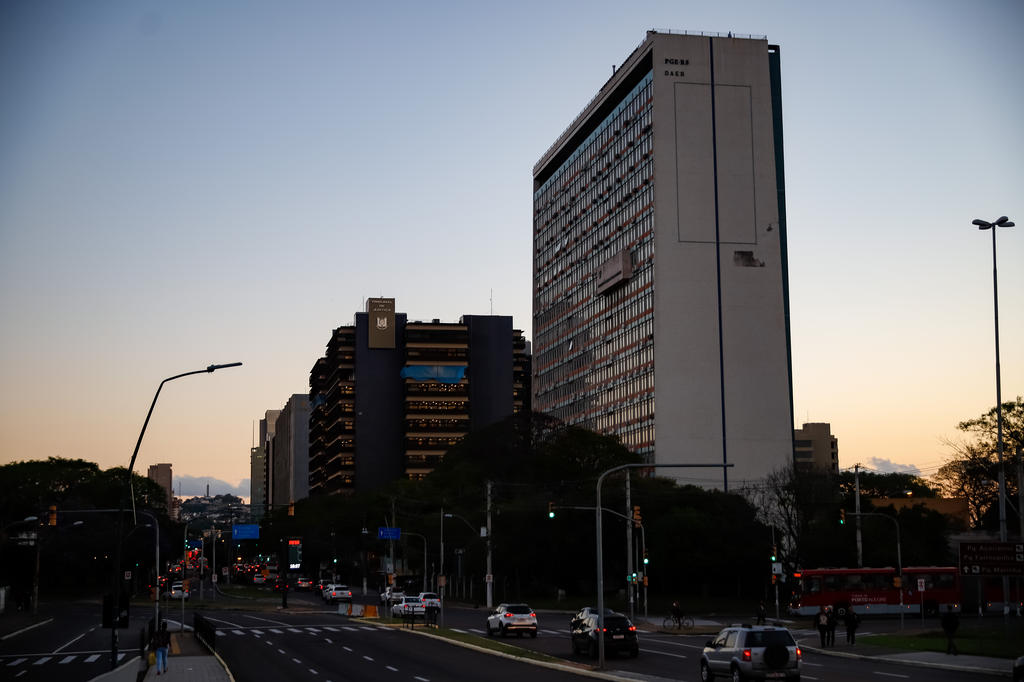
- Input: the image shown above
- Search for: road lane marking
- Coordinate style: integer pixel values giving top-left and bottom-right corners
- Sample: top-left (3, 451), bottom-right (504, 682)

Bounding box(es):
top-left (0, 618), bottom-right (53, 641)
top-left (325, 638), bottom-right (333, 644)
top-left (309, 669), bottom-right (318, 675)
top-left (233, 630), bottom-right (244, 635)
top-left (307, 628), bottom-right (321, 633)
top-left (205, 616), bottom-right (244, 628)
top-left (59, 655), bottom-right (76, 664)
top-left (270, 629), bottom-right (283, 634)
top-left (278, 649), bottom-right (286, 655)
top-left (343, 646), bottom-right (353, 652)
top-left (292, 658), bottom-right (302, 664)
top-left (54, 631), bottom-right (88, 653)
top-left (362, 655), bottom-right (374, 662)
top-left (414, 677), bottom-right (430, 681)
top-left (873, 673), bottom-right (909, 679)
top-left (639, 648), bottom-right (687, 659)
top-left (451, 628), bottom-right (468, 633)
top-left (15, 671), bottom-right (27, 678)
top-left (33, 657), bottom-right (52, 665)
top-left (386, 665), bottom-right (398, 672)
top-left (287, 628), bottom-right (302, 633)
top-left (342, 626), bottom-right (359, 631)
top-left (241, 615), bottom-right (289, 626)
top-left (85, 654), bottom-right (100, 663)
top-left (6, 658), bottom-right (27, 666)
top-left (324, 627), bottom-right (339, 632)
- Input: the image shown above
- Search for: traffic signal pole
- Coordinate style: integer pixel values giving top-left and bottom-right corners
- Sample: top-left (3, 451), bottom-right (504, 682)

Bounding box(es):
top-left (595, 462), bottom-right (732, 669)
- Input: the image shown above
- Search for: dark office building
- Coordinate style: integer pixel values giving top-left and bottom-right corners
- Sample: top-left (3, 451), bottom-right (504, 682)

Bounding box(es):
top-left (308, 298), bottom-right (531, 495)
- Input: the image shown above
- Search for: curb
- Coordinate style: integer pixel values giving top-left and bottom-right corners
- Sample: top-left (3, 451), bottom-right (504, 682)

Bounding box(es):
top-left (798, 641), bottom-right (1012, 678)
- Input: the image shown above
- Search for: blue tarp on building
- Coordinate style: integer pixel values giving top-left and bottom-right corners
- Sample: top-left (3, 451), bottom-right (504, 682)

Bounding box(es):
top-left (400, 365), bottom-right (467, 384)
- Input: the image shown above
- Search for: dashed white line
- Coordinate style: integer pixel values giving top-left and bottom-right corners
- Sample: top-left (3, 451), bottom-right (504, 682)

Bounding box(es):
top-left (233, 630), bottom-right (244, 635)
top-left (33, 657), bottom-right (52, 666)
top-left (414, 676), bottom-right (430, 682)
top-left (386, 665), bottom-right (399, 672)
top-left (59, 655), bottom-right (76, 664)
top-left (251, 630), bottom-right (264, 635)
top-left (6, 658), bottom-right (27, 666)
top-left (451, 628), bottom-right (468, 633)
top-left (287, 628), bottom-right (302, 633)
top-left (873, 673), bottom-right (909, 679)
top-left (324, 638), bottom-right (333, 644)
top-left (292, 658), bottom-right (302, 664)
top-left (362, 655), bottom-right (374, 662)
top-left (343, 646), bottom-right (353, 652)
top-left (324, 627), bottom-right (339, 632)
top-left (309, 669), bottom-right (318, 675)
top-left (270, 629), bottom-right (283, 634)
top-left (278, 649), bottom-right (286, 655)
top-left (85, 654), bottom-right (100, 663)
top-left (307, 628), bottom-right (321, 633)
top-left (54, 631), bottom-right (88, 653)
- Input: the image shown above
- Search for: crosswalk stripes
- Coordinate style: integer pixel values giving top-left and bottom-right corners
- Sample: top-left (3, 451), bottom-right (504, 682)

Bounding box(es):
top-left (2, 651), bottom-right (124, 669)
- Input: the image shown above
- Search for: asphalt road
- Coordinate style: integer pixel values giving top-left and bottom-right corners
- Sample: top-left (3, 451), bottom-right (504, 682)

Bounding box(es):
top-left (0, 601), bottom-right (170, 682)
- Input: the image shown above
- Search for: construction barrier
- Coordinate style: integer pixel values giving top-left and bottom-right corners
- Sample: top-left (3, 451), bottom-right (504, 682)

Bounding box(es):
top-left (338, 602), bottom-right (372, 617)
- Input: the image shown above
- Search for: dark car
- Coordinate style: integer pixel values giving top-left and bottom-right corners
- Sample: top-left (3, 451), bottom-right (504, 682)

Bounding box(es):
top-left (571, 612), bottom-right (639, 658)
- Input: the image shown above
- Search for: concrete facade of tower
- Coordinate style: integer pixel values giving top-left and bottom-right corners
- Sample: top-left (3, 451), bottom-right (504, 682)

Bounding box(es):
top-left (532, 30), bottom-right (794, 490)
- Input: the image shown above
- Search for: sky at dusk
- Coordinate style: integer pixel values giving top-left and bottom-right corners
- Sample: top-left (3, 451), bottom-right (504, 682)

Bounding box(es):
top-left (1, 0), bottom-right (1021, 496)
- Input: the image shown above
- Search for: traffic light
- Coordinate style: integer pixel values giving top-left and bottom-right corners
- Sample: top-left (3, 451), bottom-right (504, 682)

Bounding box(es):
top-left (48, 505), bottom-right (57, 527)
top-left (770, 545), bottom-right (777, 562)
top-left (839, 509), bottom-right (846, 525)
top-left (772, 575), bottom-right (778, 585)
top-left (288, 503), bottom-right (295, 517)
top-left (632, 505), bottom-right (642, 528)
top-left (547, 501), bottom-right (555, 519)
top-left (893, 575), bottom-right (902, 588)
top-left (642, 549), bottom-right (649, 565)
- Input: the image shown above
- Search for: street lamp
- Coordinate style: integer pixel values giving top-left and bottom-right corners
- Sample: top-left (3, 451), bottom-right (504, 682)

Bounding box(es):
top-left (972, 215), bottom-right (1014, 616)
top-left (109, 362), bottom-right (242, 669)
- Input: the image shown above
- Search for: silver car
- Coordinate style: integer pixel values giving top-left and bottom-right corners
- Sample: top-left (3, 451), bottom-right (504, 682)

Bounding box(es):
top-left (700, 625), bottom-right (801, 681)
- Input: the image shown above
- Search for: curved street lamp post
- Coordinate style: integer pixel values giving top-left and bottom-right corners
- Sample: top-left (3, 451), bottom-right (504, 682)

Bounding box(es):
top-left (109, 363), bottom-right (241, 669)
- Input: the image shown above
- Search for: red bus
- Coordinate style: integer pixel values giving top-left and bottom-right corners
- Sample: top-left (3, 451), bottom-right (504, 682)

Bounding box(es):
top-left (790, 566), bottom-right (961, 617)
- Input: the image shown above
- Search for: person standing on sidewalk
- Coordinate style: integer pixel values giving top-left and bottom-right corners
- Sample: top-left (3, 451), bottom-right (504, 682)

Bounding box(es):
top-left (825, 606), bottom-right (837, 647)
top-left (941, 605), bottom-right (959, 655)
top-left (843, 606), bottom-right (860, 644)
top-left (756, 600), bottom-right (767, 625)
top-left (152, 621), bottom-right (171, 675)
top-left (814, 606), bottom-right (829, 647)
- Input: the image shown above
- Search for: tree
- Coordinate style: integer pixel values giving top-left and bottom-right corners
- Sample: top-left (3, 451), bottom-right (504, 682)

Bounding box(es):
top-left (933, 397), bottom-right (1023, 532)
top-left (837, 470), bottom-right (937, 499)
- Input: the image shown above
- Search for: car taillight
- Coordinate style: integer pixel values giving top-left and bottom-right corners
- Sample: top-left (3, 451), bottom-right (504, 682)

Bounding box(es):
top-left (628, 625), bottom-right (636, 632)
top-left (796, 647), bottom-right (802, 660)
top-left (742, 649), bottom-right (752, 661)
top-left (530, 612), bottom-right (536, 617)
top-left (505, 612), bottom-right (513, 617)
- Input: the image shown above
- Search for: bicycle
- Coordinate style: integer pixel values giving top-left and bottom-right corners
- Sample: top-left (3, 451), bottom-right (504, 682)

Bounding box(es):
top-left (662, 613), bottom-right (694, 630)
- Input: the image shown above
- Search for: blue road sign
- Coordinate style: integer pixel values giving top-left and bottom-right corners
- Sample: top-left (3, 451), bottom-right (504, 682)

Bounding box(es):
top-left (232, 524), bottom-right (260, 540)
top-left (378, 526), bottom-right (401, 540)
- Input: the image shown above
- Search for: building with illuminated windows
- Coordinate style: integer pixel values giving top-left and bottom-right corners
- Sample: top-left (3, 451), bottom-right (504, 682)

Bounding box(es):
top-left (308, 298), bottom-right (531, 495)
top-left (532, 31), bottom-right (794, 490)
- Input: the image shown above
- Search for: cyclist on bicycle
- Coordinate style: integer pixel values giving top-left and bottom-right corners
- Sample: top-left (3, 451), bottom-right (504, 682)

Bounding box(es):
top-left (671, 600), bottom-right (684, 627)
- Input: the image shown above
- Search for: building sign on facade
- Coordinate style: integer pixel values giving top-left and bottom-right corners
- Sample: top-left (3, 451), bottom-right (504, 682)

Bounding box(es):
top-left (367, 297), bottom-right (396, 349)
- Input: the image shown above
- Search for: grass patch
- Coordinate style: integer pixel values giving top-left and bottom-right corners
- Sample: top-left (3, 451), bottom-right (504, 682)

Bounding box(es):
top-left (861, 621), bottom-right (1024, 659)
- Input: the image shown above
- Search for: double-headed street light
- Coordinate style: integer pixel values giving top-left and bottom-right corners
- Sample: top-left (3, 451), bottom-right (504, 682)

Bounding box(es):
top-left (972, 215), bottom-right (1014, 616)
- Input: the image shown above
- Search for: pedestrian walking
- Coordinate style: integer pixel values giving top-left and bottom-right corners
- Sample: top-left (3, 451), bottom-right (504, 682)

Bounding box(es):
top-left (151, 621), bottom-right (171, 675)
top-left (756, 600), bottom-right (767, 625)
top-left (843, 606), bottom-right (860, 644)
top-left (814, 606), bottom-right (829, 647)
top-left (941, 605), bottom-right (959, 655)
top-left (825, 606), bottom-right (837, 646)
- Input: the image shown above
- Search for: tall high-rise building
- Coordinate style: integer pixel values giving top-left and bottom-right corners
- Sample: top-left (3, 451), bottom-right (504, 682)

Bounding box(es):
top-left (259, 409), bottom-right (280, 513)
top-left (308, 298), bottom-right (531, 495)
top-left (147, 463), bottom-right (173, 509)
top-left (271, 394), bottom-right (312, 507)
top-left (532, 31), bottom-right (794, 489)
top-left (249, 444), bottom-right (267, 521)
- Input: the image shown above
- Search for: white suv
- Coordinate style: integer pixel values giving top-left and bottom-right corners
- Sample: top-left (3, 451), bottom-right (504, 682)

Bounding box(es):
top-left (486, 603), bottom-right (537, 638)
top-left (700, 625), bottom-right (801, 681)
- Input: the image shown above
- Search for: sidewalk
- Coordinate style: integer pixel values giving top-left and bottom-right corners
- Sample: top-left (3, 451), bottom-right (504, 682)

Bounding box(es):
top-left (796, 633), bottom-right (1015, 677)
top-left (140, 632), bottom-right (232, 681)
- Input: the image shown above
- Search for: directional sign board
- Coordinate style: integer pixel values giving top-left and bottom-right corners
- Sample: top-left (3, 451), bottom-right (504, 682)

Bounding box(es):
top-left (232, 524), bottom-right (260, 540)
top-left (378, 526), bottom-right (401, 540)
top-left (959, 542), bottom-right (1024, 577)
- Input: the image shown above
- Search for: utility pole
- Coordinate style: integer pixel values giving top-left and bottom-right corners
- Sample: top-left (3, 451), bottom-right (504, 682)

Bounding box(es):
top-left (625, 473), bottom-right (634, 621)
top-left (486, 481), bottom-right (493, 609)
top-left (854, 464), bottom-right (863, 567)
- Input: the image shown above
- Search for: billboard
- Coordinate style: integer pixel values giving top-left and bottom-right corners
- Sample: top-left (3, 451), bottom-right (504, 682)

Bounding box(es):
top-left (959, 541), bottom-right (1024, 577)
top-left (232, 524), bottom-right (260, 540)
top-left (367, 297), bottom-right (396, 349)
